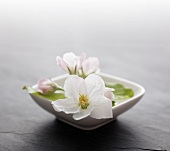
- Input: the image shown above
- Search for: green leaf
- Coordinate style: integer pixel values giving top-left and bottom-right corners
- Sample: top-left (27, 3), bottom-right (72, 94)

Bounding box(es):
top-left (32, 92), bottom-right (65, 101)
top-left (112, 100), bottom-right (115, 107)
top-left (23, 86), bottom-right (27, 90)
top-left (23, 86), bottom-right (36, 93)
top-left (23, 86), bottom-right (65, 101)
top-left (105, 83), bottom-right (134, 101)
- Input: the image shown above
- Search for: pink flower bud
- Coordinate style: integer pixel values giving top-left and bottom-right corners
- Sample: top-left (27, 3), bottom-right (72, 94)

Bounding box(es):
top-left (37, 79), bottom-right (57, 94)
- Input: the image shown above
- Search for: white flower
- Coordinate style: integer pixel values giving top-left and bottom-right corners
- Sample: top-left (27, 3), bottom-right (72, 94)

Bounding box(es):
top-left (38, 79), bottom-right (57, 94)
top-left (52, 74), bottom-right (113, 120)
top-left (56, 52), bottom-right (86, 74)
top-left (81, 57), bottom-right (100, 77)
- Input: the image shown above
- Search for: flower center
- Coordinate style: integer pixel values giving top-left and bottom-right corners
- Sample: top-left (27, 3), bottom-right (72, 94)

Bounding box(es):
top-left (79, 94), bottom-right (89, 109)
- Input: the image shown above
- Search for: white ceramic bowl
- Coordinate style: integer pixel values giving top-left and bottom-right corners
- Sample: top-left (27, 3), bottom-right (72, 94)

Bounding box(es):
top-left (30, 73), bottom-right (145, 130)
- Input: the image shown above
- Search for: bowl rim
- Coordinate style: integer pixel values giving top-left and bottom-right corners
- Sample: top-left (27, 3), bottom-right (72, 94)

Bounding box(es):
top-left (31, 72), bottom-right (145, 110)
top-left (99, 73), bottom-right (145, 109)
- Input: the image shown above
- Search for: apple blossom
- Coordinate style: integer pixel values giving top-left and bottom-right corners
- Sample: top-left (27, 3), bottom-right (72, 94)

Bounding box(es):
top-left (38, 78), bottom-right (58, 94)
top-left (56, 52), bottom-right (86, 75)
top-left (52, 74), bottom-right (113, 120)
top-left (80, 57), bottom-right (100, 77)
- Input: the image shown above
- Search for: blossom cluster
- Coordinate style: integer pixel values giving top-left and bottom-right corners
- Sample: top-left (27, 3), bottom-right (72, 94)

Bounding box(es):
top-left (37, 52), bottom-right (114, 120)
top-left (56, 52), bottom-right (100, 77)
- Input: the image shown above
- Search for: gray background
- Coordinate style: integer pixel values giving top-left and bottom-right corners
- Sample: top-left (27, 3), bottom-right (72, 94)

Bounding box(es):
top-left (0, 0), bottom-right (170, 80)
top-left (0, 0), bottom-right (170, 150)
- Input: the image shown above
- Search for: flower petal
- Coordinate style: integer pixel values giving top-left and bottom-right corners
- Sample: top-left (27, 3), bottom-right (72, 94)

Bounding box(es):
top-left (90, 97), bottom-right (113, 119)
top-left (79, 53), bottom-right (86, 65)
top-left (64, 75), bottom-right (84, 100)
top-left (79, 81), bottom-right (87, 96)
top-left (52, 98), bottom-right (80, 114)
top-left (73, 105), bottom-right (94, 120)
top-left (63, 52), bottom-right (78, 72)
top-left (56, 56), bottom-right (69, 72)
top-left (104, 87), bottom-right (114, 100)
top-left (82, 57), bottom-right (100, 75)
top-left (52, 98), bottom-right (76, 108)
top-left (85, 74), bottom-right (105, 98)
top-left (75, 53), bottom-right (86, 72)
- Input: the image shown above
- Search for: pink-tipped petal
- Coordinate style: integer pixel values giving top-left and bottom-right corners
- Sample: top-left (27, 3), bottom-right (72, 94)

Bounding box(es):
top-left (56, 56), bottom-right (69, 72)
top-left (37, 78), bottom-right (56, 94)
top-left (82, 57), bottom-right (100, 76)
top-left (104, 87), bottom-right (114, 100)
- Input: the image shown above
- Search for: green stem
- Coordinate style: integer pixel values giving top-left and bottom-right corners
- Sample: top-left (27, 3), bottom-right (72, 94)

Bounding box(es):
top-left (79, 68), bottom-right (87, 79)
top-left (56, 87), bottom-right (64, 91)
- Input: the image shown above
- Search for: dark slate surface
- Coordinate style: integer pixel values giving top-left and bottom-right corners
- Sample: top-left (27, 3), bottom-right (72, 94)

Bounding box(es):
top-left (0, 49), bottom-right (169, 151)
top-left (0, 1), bottom-right (170, 151)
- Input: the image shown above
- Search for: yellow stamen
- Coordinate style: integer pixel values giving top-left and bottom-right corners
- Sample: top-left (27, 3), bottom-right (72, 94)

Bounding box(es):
top-left (79, 94), bottom-right (89, 109)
